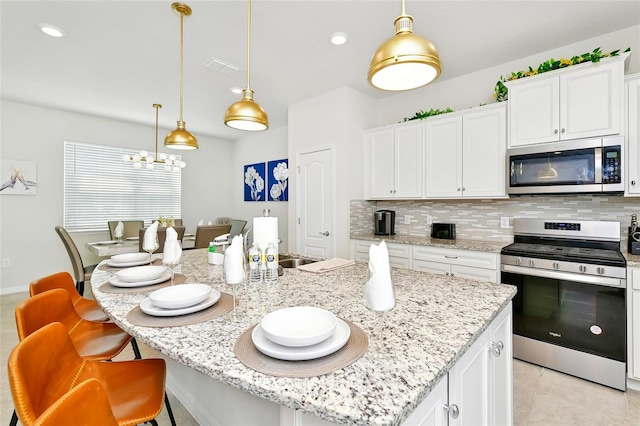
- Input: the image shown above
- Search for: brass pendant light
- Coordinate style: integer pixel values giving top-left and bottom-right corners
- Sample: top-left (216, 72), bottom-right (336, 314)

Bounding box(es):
top-left (368, 0), bottom-right (441, 91)
top-left (165, 2), bottom-right (199, 150)
top-left (224, 0), bottom-right (269, 131)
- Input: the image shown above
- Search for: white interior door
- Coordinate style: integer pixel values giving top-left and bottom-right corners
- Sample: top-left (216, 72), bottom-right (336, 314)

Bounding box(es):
top-left (297, 148), bottom-right (333, 257)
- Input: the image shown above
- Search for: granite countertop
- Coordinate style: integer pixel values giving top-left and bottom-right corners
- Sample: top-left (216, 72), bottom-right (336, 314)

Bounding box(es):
top-left (625, 252), bottom-right (640, 267)
top-left (92, 249), bottom-right (516, 425)
top-left (351, 232), bottom-right (510, 254)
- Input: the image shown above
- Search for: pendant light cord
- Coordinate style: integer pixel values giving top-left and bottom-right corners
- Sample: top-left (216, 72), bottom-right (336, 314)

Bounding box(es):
top-left (179, 12), bottom-right (184, 121)
top-left (154, 104), bottom-right (161, 158)
top-left (246, 0), bottom-right (252, 91)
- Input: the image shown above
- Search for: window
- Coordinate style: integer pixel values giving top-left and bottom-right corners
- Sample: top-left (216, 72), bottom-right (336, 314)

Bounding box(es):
top-left (64, 140), bottom-right (181, 233)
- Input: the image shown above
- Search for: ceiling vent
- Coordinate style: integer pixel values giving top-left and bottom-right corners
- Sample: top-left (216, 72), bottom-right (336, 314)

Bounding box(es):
top-left (204, 57), bottom-right (240, 76)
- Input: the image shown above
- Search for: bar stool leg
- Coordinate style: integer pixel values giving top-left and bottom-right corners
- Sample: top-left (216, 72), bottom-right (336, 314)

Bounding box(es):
top-left (165, 394), bottom-right (177, 426)
top-left (9, 409), bottom-right (18, 426)
top-left (131, 337), bottom-right (142, 359)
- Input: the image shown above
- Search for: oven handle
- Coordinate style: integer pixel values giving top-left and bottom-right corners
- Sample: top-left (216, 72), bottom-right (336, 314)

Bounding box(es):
top-left (501, 264), bottom-right (626, 288)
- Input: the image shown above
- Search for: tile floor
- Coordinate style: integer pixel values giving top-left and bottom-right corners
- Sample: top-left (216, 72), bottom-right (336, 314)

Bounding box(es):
top-left (1, 290), bottom-right (639, 425)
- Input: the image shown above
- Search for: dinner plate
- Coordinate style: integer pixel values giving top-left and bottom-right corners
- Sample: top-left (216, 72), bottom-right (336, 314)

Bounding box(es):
top-left (140, 290), bottom-right (221, 317)
top-left (149, 283), bottom-right (211, 309)
top-left (252, 319), bottom-right (350, 361)
top-left (111, 252), bottom-right (148, 263)
top-left (93, 240), bottom-right (119, 246)
top-left (116, 265), bottom-right (167, 282)
top-left (261, 306), bottom-right (337, 347)
top-left (106, 258), bottom-right (151, 268)
top-left (108, 270), bottom-right (172, 288)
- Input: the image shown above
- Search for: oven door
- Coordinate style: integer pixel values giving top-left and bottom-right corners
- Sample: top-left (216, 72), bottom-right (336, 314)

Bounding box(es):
top-left (501, 267), bottom-right (626, 362)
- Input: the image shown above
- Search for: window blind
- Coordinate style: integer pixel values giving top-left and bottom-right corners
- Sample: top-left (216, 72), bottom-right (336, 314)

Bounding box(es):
top-left (64, 140), bottom-right (182, 233)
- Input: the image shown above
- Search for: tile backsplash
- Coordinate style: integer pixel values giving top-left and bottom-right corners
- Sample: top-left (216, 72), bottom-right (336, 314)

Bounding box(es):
top-left (350, 195), bottom-right (640, 247)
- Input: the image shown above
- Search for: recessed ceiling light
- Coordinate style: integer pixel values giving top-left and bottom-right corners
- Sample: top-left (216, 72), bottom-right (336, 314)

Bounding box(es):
top-left (230, 87), bottom-right (243, 94)
top-left (330, 32), bottom-right (349, 45)
top-left (38, 23), bottom-right (65, 38)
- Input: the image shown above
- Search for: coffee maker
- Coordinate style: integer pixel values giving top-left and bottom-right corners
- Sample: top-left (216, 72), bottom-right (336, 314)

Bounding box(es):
top-left (629, 214), bottom-right (640, 255)
top-left (374, 210), bottom-right (395, 235)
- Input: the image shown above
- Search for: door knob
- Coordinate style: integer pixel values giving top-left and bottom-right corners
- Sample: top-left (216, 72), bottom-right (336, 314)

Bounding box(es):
top-left (444, 403), bottom-right (460, 419)
top-left (319, 231), bottom-right (330, 236)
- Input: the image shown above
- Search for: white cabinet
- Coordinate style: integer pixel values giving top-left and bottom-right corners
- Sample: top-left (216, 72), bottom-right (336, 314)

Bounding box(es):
top-left (507, 54), bottom-right (627, 147)
top-left (425, 104), bottom-right (507, 199)
top-left (412, 246), bottom-right (499, 283)
top-left (405, 303), bottom-right (513, 426)
top-left (353, 240), bottom-right (411, 269)
top-left (629, 267), bottom-right (640, 382)
top-left (366, 121), bottom-right (424, 199)
top-left (626, 74), bottom-right (640, 196)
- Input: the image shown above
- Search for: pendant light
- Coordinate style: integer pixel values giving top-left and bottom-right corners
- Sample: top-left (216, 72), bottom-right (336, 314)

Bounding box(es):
top-left (122, 104), bottom-right (186, 171)
top-left (368, 0), bottom-right (441, 91)
top-left (165, 2), bottom-right (199, 150)
top-left (224, 0), bottom-right (269, 131)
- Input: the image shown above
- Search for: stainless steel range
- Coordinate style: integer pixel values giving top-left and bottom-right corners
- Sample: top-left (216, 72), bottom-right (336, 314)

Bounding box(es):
top-left (501, 218), bottom-right (627, 391)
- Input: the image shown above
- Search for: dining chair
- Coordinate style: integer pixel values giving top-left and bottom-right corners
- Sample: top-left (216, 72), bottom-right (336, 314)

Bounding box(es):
top-left (8, 322), bottom-right (168, 426)
top-left (29, 271), bottom-right (109, 322)
top-left (229, 219), bottom-right (248, 238)
top-left (107, 220), bottom-right (144, 240)
top-left (174, 218), bottom-right (183, 227)
top-left (54, 226), bottom-right (96, 296)
top-left (138, 226), bottom-right (185, 253)
top-left (32, 379), bottom-right (118, 426)
top-left (194, 224), bottom-right (232, 249)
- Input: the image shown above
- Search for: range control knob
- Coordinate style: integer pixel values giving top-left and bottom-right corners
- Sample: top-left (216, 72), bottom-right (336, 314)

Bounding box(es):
top-left (529, 259), bottom-right (536, 267)
top-left (552, 262), bottom-right (560, 270)
top-left (597, 267), bottom-right (605, 275)
top-left (579, 265), bottom-right (587, 273)
top-left (516, 257), bottom-right (522, 265)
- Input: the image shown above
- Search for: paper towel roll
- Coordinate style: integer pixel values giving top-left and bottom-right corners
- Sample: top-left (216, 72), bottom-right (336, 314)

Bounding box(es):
top-left (253, 216), bottom-right (278, 252)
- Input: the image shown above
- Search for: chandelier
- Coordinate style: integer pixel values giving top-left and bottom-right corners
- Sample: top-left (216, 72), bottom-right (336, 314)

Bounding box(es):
top-left (122, 104), bottom-right (186, 171)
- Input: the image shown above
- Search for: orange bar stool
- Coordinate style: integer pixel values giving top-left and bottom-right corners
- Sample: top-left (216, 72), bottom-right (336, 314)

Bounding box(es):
top-left (8, 322), bottom-right (168, 426)
top-left (29, 271), bottom-right (110, 322)
top-left (32, 379), bottom-right (118, 426)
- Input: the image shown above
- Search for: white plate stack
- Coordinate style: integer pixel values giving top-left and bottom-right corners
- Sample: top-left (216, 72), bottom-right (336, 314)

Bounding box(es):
top-left (106, 252), bottom-right (150, 268)
top-left (252, 306), bottom-right (351, 360)
top-left (109, 265), bottom-right (170, 288)
top-left (140, 284), bottom-right (220, 317)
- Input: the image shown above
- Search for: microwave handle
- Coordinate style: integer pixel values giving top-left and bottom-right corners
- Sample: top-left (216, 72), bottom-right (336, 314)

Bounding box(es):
top-left (594, 147), bottom-right (602, 184)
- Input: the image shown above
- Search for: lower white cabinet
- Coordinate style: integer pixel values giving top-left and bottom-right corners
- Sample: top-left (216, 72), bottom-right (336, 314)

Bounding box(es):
top-left (405, 303), bottom-right (513, 425)
top-left (353, 240), bottom-right (411, 269)
top-left (412, 246), bottom-right (499, 283)
top-left (629, 267), bottom-right (640, 382)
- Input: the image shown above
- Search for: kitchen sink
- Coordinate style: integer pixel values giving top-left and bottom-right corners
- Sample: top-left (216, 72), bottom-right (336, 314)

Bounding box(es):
top-left (279, 255), bottom-right (317, 268)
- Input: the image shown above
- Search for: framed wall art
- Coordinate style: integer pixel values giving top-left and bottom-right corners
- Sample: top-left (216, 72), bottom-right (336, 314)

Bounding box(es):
top-left (267, 159), bottom-right (288, 201)
top-left (244, 162), bottom-right (265, 202)
top-left (1, 159), bottom-right (37, 196)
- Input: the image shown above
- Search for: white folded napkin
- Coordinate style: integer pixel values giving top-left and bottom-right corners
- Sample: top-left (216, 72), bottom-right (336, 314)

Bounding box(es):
top-left (163, 226), bottom-right (182, 264)
top-left (297, 257), bottom-right (355, 274)
top-left (198, 219), bottom-right (204, 226)
top-left (223, 235), bottom-right (244, 284)
top-left (143, 221), bottom-right (159, 251)
top-left (114, 221), bottom-right (124, 238)
top-left (364, 241), bottom-right (395, 312)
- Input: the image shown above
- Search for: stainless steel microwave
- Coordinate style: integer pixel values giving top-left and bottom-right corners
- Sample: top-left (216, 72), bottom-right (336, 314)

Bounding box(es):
top-left (506, 137), bottom-right (624, 195)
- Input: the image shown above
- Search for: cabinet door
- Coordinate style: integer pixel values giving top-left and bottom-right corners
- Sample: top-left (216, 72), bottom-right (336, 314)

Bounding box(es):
top-left (508, 77), bottom-right (559, 147)
top-left (367, 128), bottom-right (395, 199)
top-left (489, 303), bottom-right (513, 426)
top-left (631, 268), bottom-right (640, 380)
top-left (561, 61), bottom-right (622, 140)
top-left (413, 259), bottom-right (451, 276)
top-left (395, 123), bottom-right (424, 198)
top-left (425, 115), bottom-right (463, 197)
top-left (627, 77), bottom-right (640, 195)
top-left (448, 330), bottom-right (490, 426)
top-left (462, 105), bottom-right (507, 198)
top-left (450, 265), bottom-right (497, 283)
top-left (404, 376), bottom-right (448, 426)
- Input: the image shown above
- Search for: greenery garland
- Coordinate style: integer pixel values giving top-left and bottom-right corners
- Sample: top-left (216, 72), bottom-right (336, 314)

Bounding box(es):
top-left (494, 47), bottom-right (630, 102)
top-left (403, 107), bottom-right (454, 122)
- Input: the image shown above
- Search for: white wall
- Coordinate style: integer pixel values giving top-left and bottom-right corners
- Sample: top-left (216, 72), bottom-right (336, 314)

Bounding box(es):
top-left (288, 86), bottom-right (377, 258)
top-left (377, 26), bottom-right (640, 125)
top-left (231, 125), bottom-right (289, 252)
top-left (0, 101), bottom-right (233, 294)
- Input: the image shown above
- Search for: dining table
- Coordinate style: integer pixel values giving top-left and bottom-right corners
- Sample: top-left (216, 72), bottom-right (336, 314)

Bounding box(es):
top-left (91, 248), bottom-right (516, 425)
top-left (85, 236), bottom-right (195, 257)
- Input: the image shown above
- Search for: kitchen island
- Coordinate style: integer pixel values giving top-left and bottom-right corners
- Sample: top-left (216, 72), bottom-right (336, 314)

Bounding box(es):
top-left (92, 248), bottom-right (516, 425)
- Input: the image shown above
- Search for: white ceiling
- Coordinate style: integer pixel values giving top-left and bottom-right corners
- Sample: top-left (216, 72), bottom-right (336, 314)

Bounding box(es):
top-left (1, 1), bottom-right (639, 141)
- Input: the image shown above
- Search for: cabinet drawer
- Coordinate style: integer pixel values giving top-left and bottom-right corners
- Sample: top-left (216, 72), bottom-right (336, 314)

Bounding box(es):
top-left (413, 246), bottom-right (497, 270)
top-left (354, 241), bottom-right (410, 258)
top-left (413, 259), bottom-right (450, 275)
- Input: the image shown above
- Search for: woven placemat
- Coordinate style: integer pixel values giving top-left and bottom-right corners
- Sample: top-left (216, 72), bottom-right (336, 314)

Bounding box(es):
top-left (234, 320), bottom-right (368, 378)
top-left (98, 274), bottom-right (186, 294)
top-left (98, 258), bottom-right (163, 272)
top-left (126, 293), bottom-right (236, 327)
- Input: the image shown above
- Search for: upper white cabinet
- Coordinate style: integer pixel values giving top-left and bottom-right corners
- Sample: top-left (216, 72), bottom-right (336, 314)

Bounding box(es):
top-left (626, 74), bottom-right (640, 196)
top-left (425, 103), bottom-right (507, 199)
top-left (365, 121), bottom-right (424, 199)
top-left (507, 54), bottom-right (628, 147)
